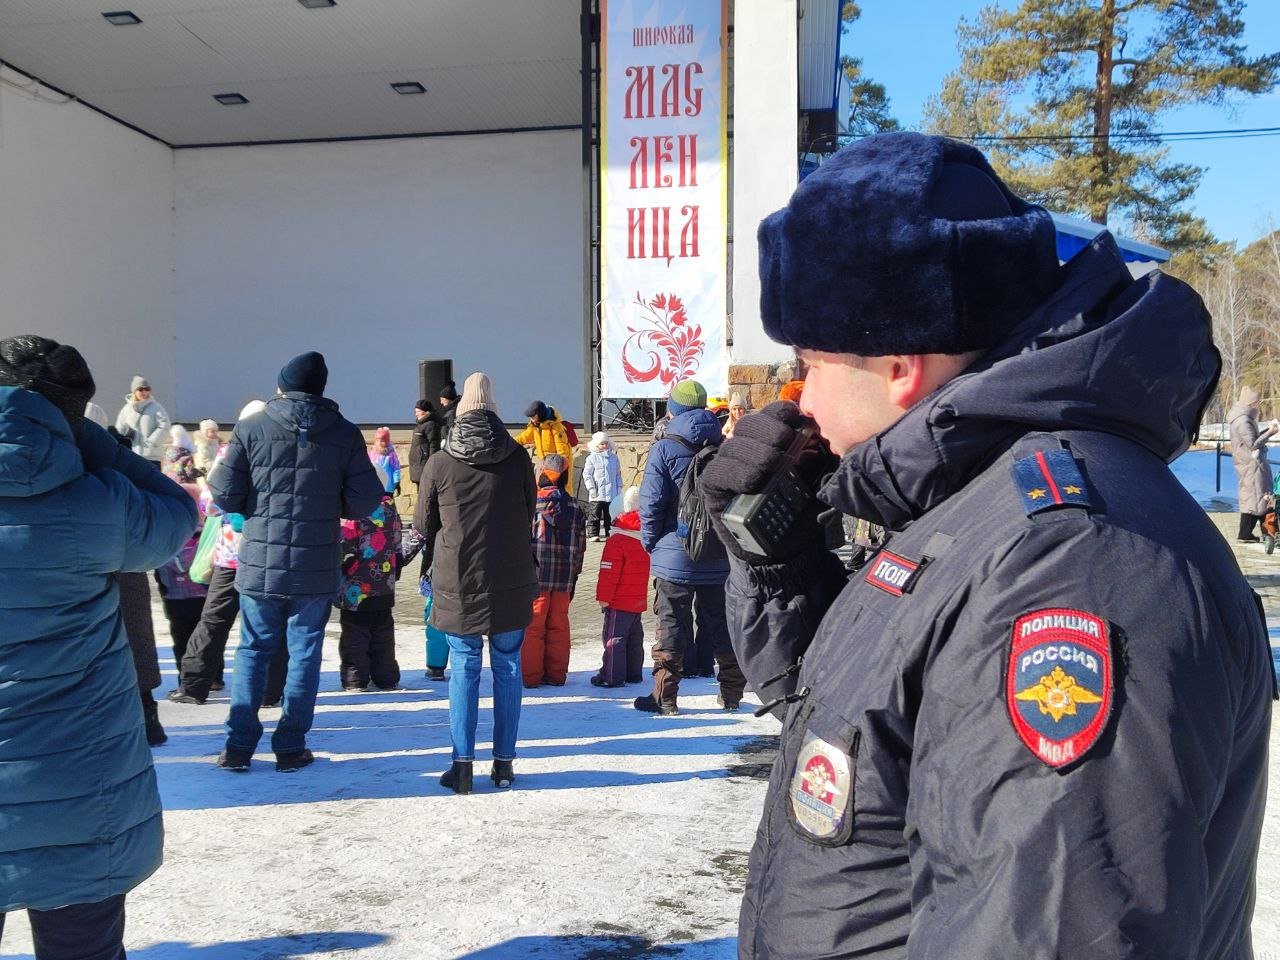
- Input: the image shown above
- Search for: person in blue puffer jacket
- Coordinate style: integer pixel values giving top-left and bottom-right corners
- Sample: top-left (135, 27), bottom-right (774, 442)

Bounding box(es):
top-left (634, 379), bottom-right (746, 716)
top-left (0, 336), bottom-right (197, 960)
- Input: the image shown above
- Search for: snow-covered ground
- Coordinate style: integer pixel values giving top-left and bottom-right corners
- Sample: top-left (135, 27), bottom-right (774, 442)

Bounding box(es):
top-left (1, 556), bottom-right (776, 959)
top-left (3, 531), bottom-right (1278, 958)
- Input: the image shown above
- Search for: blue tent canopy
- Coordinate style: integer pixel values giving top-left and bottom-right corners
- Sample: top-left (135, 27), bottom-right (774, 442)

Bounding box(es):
top-left (1050, 212), bottom-right (1169, 265)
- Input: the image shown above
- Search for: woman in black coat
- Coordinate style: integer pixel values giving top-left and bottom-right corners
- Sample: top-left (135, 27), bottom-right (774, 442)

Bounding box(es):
top-left (415, 373), bottom-right (536, 795)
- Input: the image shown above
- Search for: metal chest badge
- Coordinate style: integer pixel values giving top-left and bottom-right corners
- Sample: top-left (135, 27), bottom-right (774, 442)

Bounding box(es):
top-left (1006, 608), bottom-right (1113, 768)
top-left (789, 731), bottom-right (853, 841)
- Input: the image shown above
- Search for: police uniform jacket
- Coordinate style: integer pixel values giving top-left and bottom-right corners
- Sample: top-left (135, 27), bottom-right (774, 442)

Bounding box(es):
top-left (726, 235), bottom-right (1273, 960)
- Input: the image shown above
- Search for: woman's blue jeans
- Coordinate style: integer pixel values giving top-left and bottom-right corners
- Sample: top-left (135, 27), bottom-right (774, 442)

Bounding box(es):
top-left (444, 629), bottom-right (524, 762)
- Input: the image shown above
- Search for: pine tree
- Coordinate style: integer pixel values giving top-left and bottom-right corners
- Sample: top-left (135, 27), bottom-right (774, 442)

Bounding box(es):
top-left (841, 55), bottom-right (900, 135)
top-left (924, 0), bottom-right (1279, 254)
top-left (841, 2), bottom-right (899, 136)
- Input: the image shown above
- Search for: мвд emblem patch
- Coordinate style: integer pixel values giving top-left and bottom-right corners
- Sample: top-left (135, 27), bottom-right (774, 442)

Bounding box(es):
top-left (1006, 608), bottom-right (1113, 768)
top-left (789, 731), bottom-right (853, 842)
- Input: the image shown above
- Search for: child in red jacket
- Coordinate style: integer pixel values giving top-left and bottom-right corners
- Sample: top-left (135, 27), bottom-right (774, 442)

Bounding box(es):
top-left (591, 486), bottom-right (649, 687)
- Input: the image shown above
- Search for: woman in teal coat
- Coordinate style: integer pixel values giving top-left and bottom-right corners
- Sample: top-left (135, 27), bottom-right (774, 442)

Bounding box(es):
top-left (0, 337), bottom-right (197, 959)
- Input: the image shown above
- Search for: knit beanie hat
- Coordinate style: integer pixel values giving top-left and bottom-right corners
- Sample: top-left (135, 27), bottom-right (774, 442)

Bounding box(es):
top-left (374, 426), bottom-right (392, 444)
top-left (537, 453), bottom-right (569, 488)
top-left (238, 399), bottom-right (267, 421)
top-left (1239, 386), bottom-right (1262, 407)
top-left (610, 484), bottom-right (642, 521)
top-left (666, 379), bottom-right (707, 417)
top-left (415, 398), bottom-right (434, 413)
top-left (456, 372), bottom-right (498, 416)
top-left (524, 400), bottom-right (551, 422)
top-left (778, 379), bottom-right (805, 403)
top-left (278, 351), bottom-right (328, 396)
top-left (169, 424), bottom-right (194, 452)
top-left (758, 131), bottom-right (1060, 357)
top-left (0, 335), bottom-right (96, 431)
top-left (131, 375), bottom-right (150, 393)
top-left (199, 418), bottom-right (219, 434)
top-left (729, 392), bottom-right (746, 410)
top-left (85, 402), bottom-right (110, 428)
top-left (438, 380), bottom-right (459, 403)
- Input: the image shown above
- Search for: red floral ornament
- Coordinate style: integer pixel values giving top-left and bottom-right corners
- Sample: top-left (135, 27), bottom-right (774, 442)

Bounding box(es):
top-left (621, 291), bottom-right (705, 386)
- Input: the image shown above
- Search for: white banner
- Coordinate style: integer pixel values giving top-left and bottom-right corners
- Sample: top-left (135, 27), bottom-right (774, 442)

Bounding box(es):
top-left (600, 0), bottom-right (728, 399)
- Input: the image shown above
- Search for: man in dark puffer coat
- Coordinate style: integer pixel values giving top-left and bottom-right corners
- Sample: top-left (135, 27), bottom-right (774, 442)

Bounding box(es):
top-left (209, 351), bottom-right (383, 773)
top-left (701, 132), bottom-right (1272, 959)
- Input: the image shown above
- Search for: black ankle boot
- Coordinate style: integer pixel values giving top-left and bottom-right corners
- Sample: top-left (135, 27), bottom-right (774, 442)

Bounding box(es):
top-left (440, 761), bottom-right (473, 794)
top-left (491, 759), bottom-right (515, 789)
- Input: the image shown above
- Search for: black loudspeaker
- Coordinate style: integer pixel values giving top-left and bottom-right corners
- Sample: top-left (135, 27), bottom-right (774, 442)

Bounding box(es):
top-left (418, 359), bottom-right (454, 406)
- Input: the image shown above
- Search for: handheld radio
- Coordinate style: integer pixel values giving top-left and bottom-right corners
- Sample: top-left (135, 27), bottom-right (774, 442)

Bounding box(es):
top-left (720, 426), bottom-right (823, 559)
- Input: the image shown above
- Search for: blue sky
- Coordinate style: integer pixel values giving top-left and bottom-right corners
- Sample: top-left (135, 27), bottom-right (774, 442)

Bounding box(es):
top-left (849, 0), bottom-right (1280, 248)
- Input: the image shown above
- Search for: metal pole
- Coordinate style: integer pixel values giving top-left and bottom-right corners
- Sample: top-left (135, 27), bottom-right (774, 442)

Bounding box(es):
top-left (1216, 440), bottom-right (1222, 493)
top-left (580, 0), bottom-right (598, 430)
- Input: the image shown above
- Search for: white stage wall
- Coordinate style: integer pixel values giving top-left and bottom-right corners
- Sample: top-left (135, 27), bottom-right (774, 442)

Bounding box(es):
top-left (173, 130), bottom-right (583, 424)
top-left (0, 74), bottom-right (177, 415)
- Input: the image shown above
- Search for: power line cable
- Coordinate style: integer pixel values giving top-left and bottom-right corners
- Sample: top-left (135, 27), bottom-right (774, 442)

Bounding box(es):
top-left (961, 126), bottom-right (1280, 144)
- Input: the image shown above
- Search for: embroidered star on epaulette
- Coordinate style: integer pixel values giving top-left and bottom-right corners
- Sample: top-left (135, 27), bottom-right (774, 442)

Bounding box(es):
top-left (1027, 488), bottom-right (1047, 500)
top-left (1064, 485), bottom-right (1082, 495)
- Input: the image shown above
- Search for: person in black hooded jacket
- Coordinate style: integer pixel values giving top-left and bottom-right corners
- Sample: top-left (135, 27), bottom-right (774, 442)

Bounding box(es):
top-left (700, 133), bottom-right (1272, 960)
top-left (209, 351), bottom-right (384, 773)
top-left (415, 372), bottom-right (537, 795)
top-left (408, 398), bottom-right (441, 487)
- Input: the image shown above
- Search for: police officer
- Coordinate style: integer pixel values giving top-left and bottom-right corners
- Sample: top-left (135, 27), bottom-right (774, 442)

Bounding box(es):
top-left (701, 132), bottom-right (1272, 959)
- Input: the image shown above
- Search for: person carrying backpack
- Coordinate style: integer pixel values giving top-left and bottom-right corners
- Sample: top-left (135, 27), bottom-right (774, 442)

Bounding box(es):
top-left (634, 379), bottom-right (746, 715)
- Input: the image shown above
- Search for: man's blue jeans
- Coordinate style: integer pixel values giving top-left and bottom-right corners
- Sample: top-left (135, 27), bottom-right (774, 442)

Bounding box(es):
top-left (226, 594), bottom-right (331, 756)
top-left (445, 629), bottom-right (524, 762)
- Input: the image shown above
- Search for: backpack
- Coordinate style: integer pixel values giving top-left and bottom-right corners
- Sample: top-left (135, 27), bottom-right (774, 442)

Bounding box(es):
top-left (670, 436), bottom-right (724, 563)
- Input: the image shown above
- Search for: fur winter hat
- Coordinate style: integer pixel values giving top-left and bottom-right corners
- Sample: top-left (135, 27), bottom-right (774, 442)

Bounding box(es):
top-left (666, 379), bottom-right (707, 416)
top-left (199, 418), bottom-right (219, 434)
top-left (278, 351), bottom-right (328, 396)
top-left (456, 372), bottom-right (498, 416)
top-left (758, 131), bottom-right (1060, 357)
top-left (0, 336), bottom-right (96, 432)
top-left (589, 430), bottom-right (611, 453)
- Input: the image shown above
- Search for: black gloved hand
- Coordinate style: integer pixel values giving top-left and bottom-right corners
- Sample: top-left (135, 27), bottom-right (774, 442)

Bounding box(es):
top-left (700, 400), bottom-right (838, 564)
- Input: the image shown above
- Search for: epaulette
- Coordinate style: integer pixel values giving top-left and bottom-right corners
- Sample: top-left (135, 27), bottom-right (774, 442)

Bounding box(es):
top-left (1010, 447), bottom-right (1092, 517)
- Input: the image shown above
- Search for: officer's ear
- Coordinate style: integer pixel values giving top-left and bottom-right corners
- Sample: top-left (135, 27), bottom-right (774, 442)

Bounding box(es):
top-left (882, 351), bottom-right (980, 411)
top-left (880, 355), bottom-right (928, 411)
